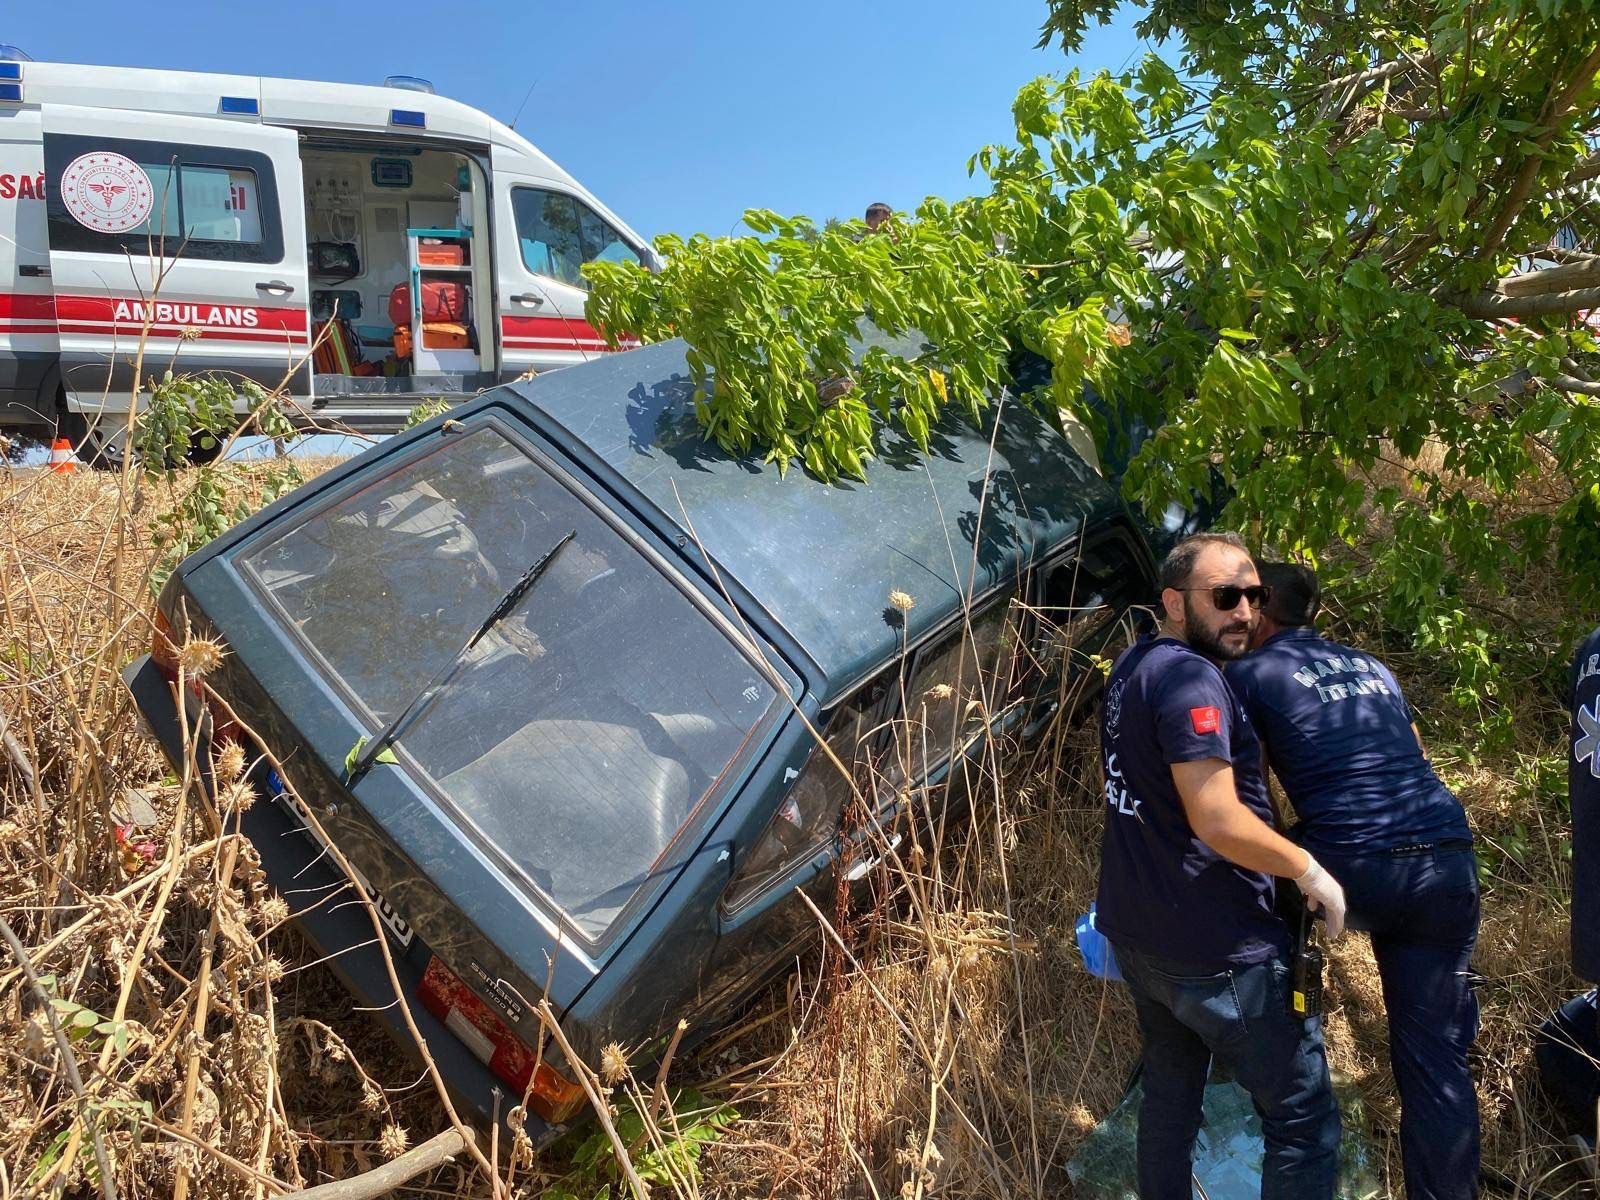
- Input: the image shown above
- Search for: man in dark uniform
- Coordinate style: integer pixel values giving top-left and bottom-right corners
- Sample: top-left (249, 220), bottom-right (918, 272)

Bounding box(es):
top-left (1097, 531), bottom-right (1345, 1200)
top-left (1571, 623), bottom-right (1600, 985)
top-left (1226, 562), bottom-right (1479, 1200)
top-left (1535, 624), bottom-right (1600, 1156)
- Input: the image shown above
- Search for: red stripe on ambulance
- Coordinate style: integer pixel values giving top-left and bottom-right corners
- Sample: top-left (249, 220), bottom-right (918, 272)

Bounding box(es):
top-left (0, 293), bottom-right (311, 345)
top-left (500, 314), bottom-right (637, 352)
top-left (0, 294), bottom-right (58, 321)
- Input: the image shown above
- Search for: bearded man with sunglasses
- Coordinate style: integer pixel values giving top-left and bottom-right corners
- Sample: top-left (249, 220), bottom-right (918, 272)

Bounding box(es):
top-left (1226, 561), bottom-right (1480, 1200)
top-left (1097, 531), bottom-right (1345, 1200)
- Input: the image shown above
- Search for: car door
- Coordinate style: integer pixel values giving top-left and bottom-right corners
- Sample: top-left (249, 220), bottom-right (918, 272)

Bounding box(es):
top-left (40, 103), bottom-right (311, 433)
top-left (0, 106), bottom-right (53, 422)
top-left (491, 151), bottom-right (642, 379)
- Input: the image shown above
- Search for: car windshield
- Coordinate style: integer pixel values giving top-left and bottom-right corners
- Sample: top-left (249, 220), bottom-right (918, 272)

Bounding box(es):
top-left (241, 426), bottom-right (777, 939)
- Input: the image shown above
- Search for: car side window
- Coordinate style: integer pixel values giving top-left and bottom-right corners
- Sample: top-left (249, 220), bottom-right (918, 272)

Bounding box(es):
top-left (724, 676), bottom-right (888, 910)
top-left (512, 187), bottom-right (640, 289)
top-left (889, 600), bottom-right (1015, 786)
top-left (1030, 533), bottom-right (1148, 714)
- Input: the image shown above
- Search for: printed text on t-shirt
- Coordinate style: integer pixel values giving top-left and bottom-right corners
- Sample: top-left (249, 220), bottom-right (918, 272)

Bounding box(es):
top-left (1291, 654), bottom-right (1394, 705)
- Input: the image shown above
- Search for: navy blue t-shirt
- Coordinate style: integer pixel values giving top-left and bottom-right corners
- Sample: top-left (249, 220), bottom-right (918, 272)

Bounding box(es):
top-left (1224, 628), bottom-right (1470, 855)
top-left (1571, 625), bottom-right (1600, 981)
top-left (1096, 635), bottom-right (1288, 970)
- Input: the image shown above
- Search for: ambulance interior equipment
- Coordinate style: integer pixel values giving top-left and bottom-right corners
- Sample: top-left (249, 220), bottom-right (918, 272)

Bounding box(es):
top-left (301, 144), bottom-right (490, 387)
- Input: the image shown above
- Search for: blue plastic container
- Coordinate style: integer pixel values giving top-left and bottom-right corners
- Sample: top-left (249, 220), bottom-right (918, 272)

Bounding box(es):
top-left (1075, 904), bottom-right (1124, 983)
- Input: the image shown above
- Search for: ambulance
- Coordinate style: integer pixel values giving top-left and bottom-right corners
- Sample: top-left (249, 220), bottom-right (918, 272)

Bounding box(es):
top-left (0, 54), bottom-right (652, 463)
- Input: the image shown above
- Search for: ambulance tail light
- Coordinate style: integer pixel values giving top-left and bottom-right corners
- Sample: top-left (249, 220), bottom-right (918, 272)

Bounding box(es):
top-left (416, 956), bottom-right (586, 1124)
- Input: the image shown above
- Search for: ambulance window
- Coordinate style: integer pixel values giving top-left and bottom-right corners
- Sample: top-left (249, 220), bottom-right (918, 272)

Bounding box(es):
top-left (513, 189), bottom-right (585, 287)
top-left (513, 187), bottom-right (640, 287)
top-left (579, 206), bottom-right (640, 268)
top-left (178, 166), bottom-right (262, 243)
top-left (117, 158), bottom-right (182, 239)
top-left (44, 134), bottom-right (284, 264)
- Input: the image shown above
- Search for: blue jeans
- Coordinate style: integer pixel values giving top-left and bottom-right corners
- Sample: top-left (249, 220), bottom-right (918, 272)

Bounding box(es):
top-left (1317, 845), bottom-right (1480, 1200)
top-left (1112, 943), bottom-right (1341, 1200)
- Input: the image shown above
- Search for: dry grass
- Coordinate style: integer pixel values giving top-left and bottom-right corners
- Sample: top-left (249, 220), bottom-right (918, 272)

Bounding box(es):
top-left (0, 456), bottom-right (1591, 1198)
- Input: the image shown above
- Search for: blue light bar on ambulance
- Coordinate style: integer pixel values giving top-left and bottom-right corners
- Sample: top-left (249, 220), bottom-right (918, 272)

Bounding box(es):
top-left (218, 95), bottom-right (259, 115)
top-left (389, 108), bottom-right (426, 129)
top-left (0, 61), bottom-right (21, 79)
top-left (0, 83), bottom-right (20, 104)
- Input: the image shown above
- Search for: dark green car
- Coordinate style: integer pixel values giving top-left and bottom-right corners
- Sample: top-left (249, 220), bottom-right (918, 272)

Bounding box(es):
top-left (124, 334), bottom-right (1157, 1143)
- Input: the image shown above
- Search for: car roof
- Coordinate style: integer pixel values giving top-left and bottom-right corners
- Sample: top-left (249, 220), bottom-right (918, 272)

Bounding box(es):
top-left (497, 334), bottom-right (1129, 701)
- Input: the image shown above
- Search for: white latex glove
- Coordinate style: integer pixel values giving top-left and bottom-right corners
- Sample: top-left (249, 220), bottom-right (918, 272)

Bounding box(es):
top-left (1294, 854), bottom-right (1347, 940)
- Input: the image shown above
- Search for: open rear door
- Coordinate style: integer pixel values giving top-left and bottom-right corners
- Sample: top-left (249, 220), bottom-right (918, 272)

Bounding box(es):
top-left (41, 103), bottom-right (311, 438)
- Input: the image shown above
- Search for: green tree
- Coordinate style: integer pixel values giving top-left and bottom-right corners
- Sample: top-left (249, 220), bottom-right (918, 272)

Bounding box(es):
top-left (584, 0), bottom-right (1600, 724)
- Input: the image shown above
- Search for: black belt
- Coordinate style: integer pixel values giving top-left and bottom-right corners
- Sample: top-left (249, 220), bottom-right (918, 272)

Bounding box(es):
top-left (1384, 839), bottom-right (1473, 856)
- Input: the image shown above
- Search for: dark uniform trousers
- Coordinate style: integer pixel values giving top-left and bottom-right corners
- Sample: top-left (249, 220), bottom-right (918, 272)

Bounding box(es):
top-left (1111, 943), bottom-right (1342, 1200)
top-left (1318, 844), bottom-right (1481, 1200)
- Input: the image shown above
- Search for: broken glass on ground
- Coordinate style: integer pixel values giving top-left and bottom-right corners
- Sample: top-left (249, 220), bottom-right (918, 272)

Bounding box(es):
top-left (1067, 1071), bottom-right (1381, 1199)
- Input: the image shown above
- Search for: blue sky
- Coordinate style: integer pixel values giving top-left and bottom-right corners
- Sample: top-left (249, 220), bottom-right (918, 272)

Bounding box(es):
top-left (7, 1), bottom-right (1149, 242)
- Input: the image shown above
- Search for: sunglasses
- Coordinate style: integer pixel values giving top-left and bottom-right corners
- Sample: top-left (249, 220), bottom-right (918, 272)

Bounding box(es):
top-left (1175, 584), bottom-right (1273, 612)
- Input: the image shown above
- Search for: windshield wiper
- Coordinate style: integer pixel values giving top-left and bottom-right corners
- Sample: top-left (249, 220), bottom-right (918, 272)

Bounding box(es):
top-left (346, 530), bottom-right (576, 784)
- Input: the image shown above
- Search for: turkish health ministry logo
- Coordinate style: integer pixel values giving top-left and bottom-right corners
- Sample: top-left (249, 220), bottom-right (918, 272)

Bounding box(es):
top-left (1577, 699), bottom-right (1600, 780)
top-left (60, 152), bottom-right (155, 234)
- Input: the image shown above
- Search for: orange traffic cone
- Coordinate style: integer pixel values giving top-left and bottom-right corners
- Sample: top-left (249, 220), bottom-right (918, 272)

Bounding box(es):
top-left (47, 437), bottom-right (77, 474)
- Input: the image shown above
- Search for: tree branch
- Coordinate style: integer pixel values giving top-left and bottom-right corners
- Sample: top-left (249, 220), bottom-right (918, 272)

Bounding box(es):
top-left (1563, 151), bottom-right (1600, 189)
top-left (1496, 256), bottom-right (1600, 297)
top-left (276, 1128), bottom-right (474, 1200)
top-left (1553, 372), bottom-right (1600, 396)
top-left (1477, 44), bottom-right (1600, 260)
top-left (1447, 284), bottom-right (1600, 319)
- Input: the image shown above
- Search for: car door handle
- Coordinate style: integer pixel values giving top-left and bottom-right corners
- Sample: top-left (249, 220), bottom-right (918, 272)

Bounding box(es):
top-left (510, 293), bottom-right (546, 307)
top-left (256, 280), bottom-right (295, 296)
top-left (844, 833), bottom-right (903, 882)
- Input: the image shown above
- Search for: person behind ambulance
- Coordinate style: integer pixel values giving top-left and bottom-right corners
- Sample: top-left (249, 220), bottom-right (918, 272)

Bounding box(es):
top-left (1096, 531), bottom-right (1345, 1200)
top-left (1224, 561), bottom-right (1480, 1200)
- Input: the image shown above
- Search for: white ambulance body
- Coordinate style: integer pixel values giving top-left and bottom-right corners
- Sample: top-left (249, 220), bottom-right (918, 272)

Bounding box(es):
top-left (0, 58), bottom-right (651, 459)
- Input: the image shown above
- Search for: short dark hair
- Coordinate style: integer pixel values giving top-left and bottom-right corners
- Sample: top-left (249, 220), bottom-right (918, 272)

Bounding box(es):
top-left (865, 202), bottom-right (892, 219)
top-left (1256, 560), bottom-right (1320, 626)
top-left (1159, 531), bottom-right (1250, 592)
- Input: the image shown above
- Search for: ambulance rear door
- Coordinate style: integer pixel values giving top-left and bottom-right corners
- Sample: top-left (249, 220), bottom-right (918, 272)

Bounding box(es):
top-left (41, 103), bottom-right (311, 427)
top-left (490, 146), bottom-right (644, 379)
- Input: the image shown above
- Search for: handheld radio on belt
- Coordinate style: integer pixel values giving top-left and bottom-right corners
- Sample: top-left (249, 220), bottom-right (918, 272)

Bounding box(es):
top-left (1291, 898), bottom-right (1325, 1019)
top-left (1263, 768), bottom-right (1326, 1019)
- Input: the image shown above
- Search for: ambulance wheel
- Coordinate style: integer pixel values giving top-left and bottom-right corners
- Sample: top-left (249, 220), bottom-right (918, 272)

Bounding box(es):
top-left (185, 436), bottom-right (224, 467)
top-left (62, 412), bottom-right (218, 470)
top-left (73, 423), bottom-right (136, 472)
